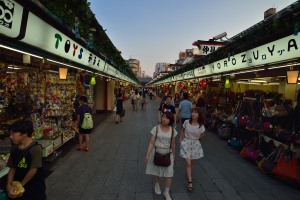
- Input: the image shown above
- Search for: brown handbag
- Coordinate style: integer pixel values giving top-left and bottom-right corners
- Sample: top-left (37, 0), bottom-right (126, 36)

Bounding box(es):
top-left (153, 126), bottom-right (174, 167)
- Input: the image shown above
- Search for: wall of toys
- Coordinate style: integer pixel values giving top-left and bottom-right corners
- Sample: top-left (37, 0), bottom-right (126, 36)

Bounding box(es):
top-left (0, 62), bottom-right (95, 175)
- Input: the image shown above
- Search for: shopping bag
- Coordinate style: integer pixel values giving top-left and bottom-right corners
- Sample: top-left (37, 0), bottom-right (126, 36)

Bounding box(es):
top-left (113, 106), bottom-right (117, 112)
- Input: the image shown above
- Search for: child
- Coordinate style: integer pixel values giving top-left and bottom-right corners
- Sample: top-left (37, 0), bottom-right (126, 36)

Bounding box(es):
top-left (6, 120), bottom-right (46, 200)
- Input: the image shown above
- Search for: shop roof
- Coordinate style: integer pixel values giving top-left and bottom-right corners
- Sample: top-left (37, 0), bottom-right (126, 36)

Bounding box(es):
top-left (153, 1), bottom-right (300, 84)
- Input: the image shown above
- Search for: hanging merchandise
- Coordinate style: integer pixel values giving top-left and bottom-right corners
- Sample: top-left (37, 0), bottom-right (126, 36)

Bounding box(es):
top-left (187, 81), bottom-right (191, 87)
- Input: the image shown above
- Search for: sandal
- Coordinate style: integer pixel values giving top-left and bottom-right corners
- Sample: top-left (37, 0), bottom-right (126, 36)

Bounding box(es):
top-left (187, 181), bottom-right (193, 192)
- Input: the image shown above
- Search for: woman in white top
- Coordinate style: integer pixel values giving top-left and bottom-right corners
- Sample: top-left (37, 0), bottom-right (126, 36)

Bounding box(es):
top-left (145, 112), bottom-right (178, 200)
top-left (179, 108), bottom-right (205, 192)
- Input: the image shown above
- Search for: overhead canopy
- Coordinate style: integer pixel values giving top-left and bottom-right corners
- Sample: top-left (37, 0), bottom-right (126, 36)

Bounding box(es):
top-left (150, 1), bottom-right (300, 85)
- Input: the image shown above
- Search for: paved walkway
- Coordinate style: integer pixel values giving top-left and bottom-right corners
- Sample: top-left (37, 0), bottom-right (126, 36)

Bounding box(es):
top-left (46, 99), bottom-right (300, 200)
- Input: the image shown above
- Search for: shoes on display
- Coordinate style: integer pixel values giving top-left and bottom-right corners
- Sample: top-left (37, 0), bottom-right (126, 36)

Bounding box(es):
top-left (163, 191), bottom-right (172, 200)
top-left (154, 183), bottom-right (161, 195)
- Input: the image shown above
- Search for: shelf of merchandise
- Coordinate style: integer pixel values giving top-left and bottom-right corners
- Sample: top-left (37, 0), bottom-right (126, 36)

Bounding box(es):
top-left (40, 133), bottom-right (75, 157)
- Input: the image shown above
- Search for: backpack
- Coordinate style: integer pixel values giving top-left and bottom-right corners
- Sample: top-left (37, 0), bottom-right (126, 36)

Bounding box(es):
top-left (81, 113), bottom-right (93, 129)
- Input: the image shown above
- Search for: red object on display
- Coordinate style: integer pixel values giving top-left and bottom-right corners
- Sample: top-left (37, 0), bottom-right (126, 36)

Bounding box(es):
top-left (178, 82), bottom-right (183, 88)
top-left (200, 80), bottom-right (207, 88)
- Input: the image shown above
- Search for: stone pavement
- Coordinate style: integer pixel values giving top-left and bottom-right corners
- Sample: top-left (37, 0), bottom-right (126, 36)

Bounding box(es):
top-left (45, 99), bottom-right (300, 200)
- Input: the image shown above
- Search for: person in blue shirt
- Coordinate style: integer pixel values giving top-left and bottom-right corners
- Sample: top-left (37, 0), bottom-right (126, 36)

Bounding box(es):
top-left (177, 93), bottom-right (192, 127)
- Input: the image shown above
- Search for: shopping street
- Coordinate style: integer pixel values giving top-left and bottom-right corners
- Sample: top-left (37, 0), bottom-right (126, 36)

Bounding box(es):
top-left (45, 99), bottom-right (300, 200)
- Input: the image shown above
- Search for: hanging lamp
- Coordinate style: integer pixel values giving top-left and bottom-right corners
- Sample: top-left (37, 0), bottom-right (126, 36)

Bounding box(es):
top-left (90, 73), bottom-right (96, 85)
top-left (224, 76), bottom-right (231, 88)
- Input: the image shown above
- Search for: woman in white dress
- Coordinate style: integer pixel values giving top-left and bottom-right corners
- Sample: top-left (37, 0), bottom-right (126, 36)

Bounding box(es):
top-left (145, 112), bottom-right (178, 200)
top-left (179, 107), bottom-right (205, 192)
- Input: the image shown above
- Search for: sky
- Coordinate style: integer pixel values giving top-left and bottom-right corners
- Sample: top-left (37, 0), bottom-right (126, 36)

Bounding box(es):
top-left (88, 0), bottom-right (297, 77)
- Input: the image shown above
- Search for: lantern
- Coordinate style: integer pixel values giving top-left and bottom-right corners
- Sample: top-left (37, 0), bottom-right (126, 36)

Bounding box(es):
top-left (286, 67), bottom-right (299, 84)
top-left (200, 79), bottom-right (207, 89)
top-left (178, 81), bottom-right (184, 88)
top-left (187, 81), bottom-right (191, 87)
top-left (224, 76), bottom-right (231, 88)
top-left (59, 68), bottom-right (68, 80)
top-left (90, 73), bottom-right (96, 85)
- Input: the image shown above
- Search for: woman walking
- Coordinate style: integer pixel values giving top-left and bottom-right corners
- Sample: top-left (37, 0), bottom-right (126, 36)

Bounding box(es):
top-left (145, 112), bottom-right (178, 200)
top-left (115, 93), bottom-right (124, 124)
top-left (179, 108), bottom-right (205, 192)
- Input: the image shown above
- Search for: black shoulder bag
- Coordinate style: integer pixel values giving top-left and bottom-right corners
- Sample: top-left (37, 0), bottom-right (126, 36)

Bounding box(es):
top-left (153, 126), bottom-right (174, 167)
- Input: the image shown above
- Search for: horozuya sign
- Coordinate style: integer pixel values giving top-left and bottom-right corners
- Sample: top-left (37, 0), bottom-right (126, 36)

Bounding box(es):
top-left (210, 34), bottom-right (300, 73)
top-left (0, 0), bottom-right (135, 83)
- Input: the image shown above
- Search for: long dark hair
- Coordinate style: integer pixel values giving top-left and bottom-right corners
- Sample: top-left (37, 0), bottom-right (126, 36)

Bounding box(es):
top-left (189, 108), bottom-right (204, 128)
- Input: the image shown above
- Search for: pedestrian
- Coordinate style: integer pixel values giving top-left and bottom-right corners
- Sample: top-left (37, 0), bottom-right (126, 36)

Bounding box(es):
top-left (135, 90), bottom-right (140, 111)
top-left (141, 90), bottom-right (148, 110)
top-left (149, 90), bottom-right (153, 100)
top-left (76, 95), bottom-right (93, 151)
top-left (6, 120), bottom-right (46, 200)
top-left (171, 93), bottom-right (180, 110)
top-left (196, 95), bottom-right (206, 118)
top-left (158, 96), bottom-right (176, 125)
top-left (130, 91), bottom-right (136, 111)
top-left (176, 93), bottom-right (192, 126)
top-left (115, 93), bottom-right (124, 124)
top-left (145, 112), bottom-right (178, 200)
top-left (179, 108), bottom-right (205, 192)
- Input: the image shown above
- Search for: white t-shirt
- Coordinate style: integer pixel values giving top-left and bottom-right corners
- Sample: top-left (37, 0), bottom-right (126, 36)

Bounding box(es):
top-left (131, 93), bottom-right (136, 100)
top-left (151, 125), bottom-right (178, 149)
top-left (183, 120), bottom-right (205, 140)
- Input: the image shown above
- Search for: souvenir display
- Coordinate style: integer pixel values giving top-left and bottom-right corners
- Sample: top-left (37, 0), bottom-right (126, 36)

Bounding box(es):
top-left (0, 65), bottom-right (94, 173)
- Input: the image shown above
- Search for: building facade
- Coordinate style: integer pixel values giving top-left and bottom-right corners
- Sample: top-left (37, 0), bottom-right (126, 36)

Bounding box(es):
top-left (126, 59), bottom-right (140, 77)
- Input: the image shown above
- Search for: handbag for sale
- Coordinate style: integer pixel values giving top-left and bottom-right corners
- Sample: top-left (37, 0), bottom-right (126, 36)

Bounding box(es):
top-left (240, 137), bottom-right (259, 161)
top-left (153, 126), bottom-right (174, 167)
top-left (259, 145), bottom-right (283, 174)
top-left (263, 121), bottom-right (272, 132)
top-left (217, 124), bottom-right (231, 139)
top-left (228, 137), bottom-right (242, 149)
top-left (245, 148), bottom-right (260, 161)
top-left (273, 150), bottom-right (300, 182)
top-left (238, 116), bottom-right (248, 127)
